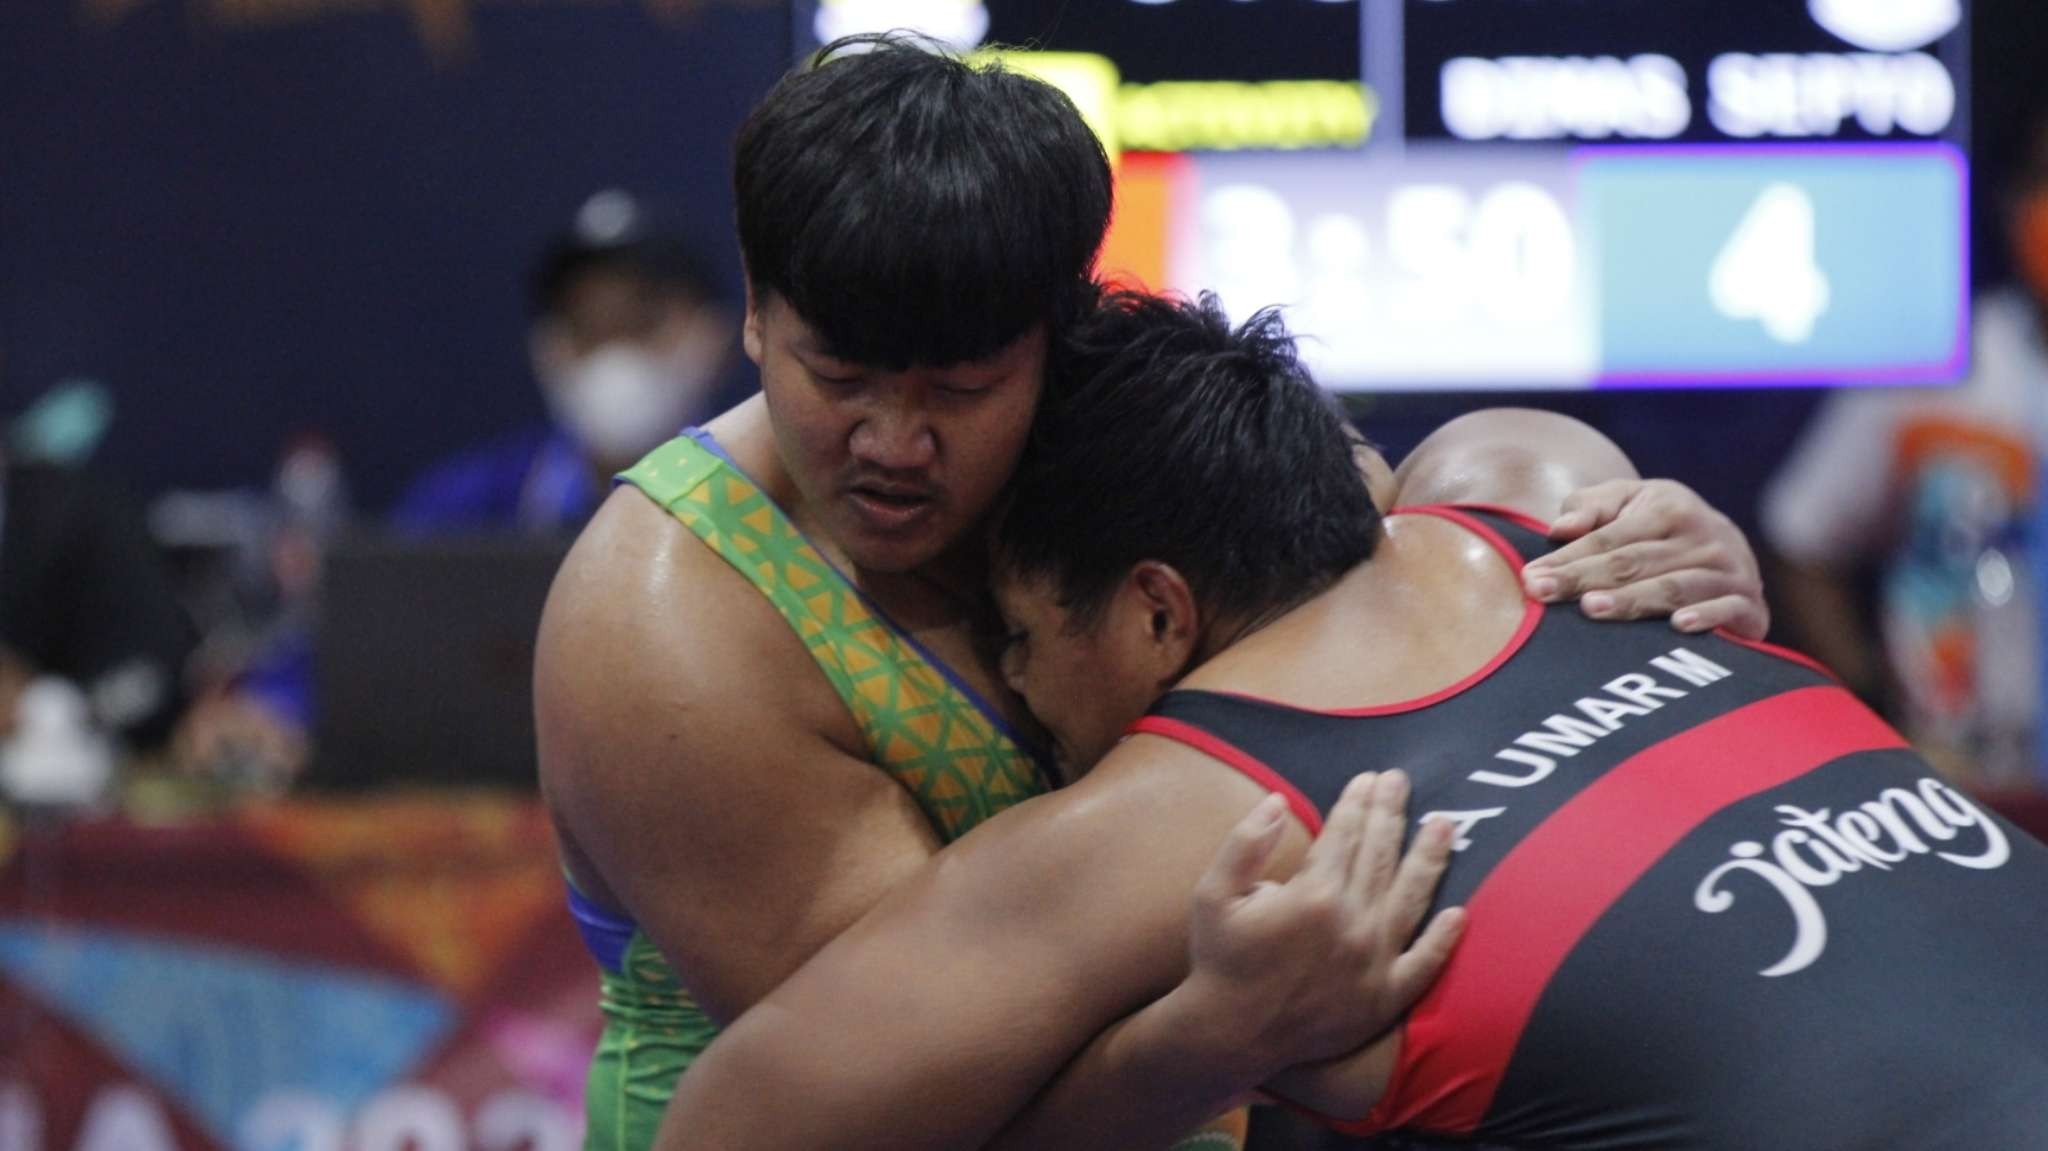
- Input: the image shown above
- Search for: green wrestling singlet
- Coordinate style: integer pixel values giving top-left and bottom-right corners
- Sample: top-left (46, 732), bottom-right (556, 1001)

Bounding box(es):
top-left (567, 428), bottom-right (1058, 1150)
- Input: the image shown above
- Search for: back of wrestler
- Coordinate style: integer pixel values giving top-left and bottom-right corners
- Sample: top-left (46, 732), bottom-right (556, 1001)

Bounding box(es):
top-left (1148, 523), bottom-right (2048, 1148)
top-left (1129, 473), bottom-right (2048, 1148)
top-left (982, 295), bottom-right (2048, 1149)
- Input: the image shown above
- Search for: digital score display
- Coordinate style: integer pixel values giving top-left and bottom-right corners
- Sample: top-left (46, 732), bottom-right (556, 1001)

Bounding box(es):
top-left (1112, 144), bottom-right (1965, 387)
top-left (789, 0), bottom-right (1973, 390)
top-left (1405, 0), bottom-right (1966, 145)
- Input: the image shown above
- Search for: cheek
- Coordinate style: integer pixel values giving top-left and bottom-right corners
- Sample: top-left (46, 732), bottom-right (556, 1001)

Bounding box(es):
top-left (947, 392), bottom-right (1040, 496)
top-left (762, 369), bottom-right (849, 472)
top-left (1017, 646), bottom-right (1085, 728)
top-left (1060, 649), bottom-right (1139, 735)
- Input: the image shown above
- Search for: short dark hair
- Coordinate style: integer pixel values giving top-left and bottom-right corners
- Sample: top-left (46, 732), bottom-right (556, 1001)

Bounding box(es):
top-left (994, 290), bottom-right (1381, 629)
top-left (733, 34), bottom-right (1113, 369)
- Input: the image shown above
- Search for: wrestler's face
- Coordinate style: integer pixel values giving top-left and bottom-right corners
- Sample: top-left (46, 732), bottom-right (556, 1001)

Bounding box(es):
top-left (746, 293), bottom-right (1046, 574)
top-left (993, 571), bottom-right (1182, 778)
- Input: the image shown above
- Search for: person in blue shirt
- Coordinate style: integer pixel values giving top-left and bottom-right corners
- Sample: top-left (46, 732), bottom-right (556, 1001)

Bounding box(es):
top-left (395, 189), bottom-right (740, 534)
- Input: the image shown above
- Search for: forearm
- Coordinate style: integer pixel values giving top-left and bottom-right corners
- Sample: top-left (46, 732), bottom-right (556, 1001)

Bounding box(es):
top-left (984, 980), bottom-right (1262, 1151)
top-left (1259, 1031), bottom-right (1398, 1123)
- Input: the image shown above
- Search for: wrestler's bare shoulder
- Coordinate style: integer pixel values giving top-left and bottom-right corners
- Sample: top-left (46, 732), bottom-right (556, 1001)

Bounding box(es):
top-left (536, 468), bottom-right (939, 1017)
top-left (538, 483), bottom-right (866, 781)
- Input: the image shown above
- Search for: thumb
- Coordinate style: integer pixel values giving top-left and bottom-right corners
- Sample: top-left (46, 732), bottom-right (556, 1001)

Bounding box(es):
top-left (1548, 480), bottom-right (1635, 542)
top-left (1196, 793), bottom-right (1289, 909)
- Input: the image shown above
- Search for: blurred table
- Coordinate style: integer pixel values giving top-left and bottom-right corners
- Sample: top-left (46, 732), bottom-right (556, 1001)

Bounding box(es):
top-left (0, 793), bottom-right (594, 1151)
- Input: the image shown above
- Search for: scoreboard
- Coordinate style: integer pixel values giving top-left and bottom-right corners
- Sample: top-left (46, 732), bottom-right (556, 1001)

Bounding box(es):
top-left (792, 1), bottom-right (1971, 390)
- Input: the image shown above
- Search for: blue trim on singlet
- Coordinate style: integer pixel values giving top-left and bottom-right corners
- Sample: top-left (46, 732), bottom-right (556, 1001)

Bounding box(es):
top-left (679, 426), bottom-right (1050, 770)
top-left (565, 882), bottom-right (635, 974)
top-left (680, 424), bottom-right (737, 462)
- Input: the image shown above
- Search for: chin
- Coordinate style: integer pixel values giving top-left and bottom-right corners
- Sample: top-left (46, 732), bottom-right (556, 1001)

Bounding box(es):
top-left (839, 530), bottom-right (949, 575)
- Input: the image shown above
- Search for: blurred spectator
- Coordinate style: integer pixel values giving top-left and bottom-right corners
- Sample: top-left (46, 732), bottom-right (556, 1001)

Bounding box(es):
top-left (0, 448), bottom-right (195, 756)
top-left (176, 193), bottom-right (736, 787)
top-left (1763, 112), bottom-right (2048, 790)
top-left (393, 189), bottom-right (737, 533)
top-left (170, 437), bottom-right (342, 792)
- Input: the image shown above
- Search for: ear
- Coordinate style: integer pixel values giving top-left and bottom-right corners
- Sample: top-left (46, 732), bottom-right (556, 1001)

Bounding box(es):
top-left (742, 277), bottom-right (767, 367)
top-left (1128, 560), bottom-right (1201, 684)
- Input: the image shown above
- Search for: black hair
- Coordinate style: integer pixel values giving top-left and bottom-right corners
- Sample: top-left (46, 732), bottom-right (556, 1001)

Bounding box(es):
top-left (733, 33), bottom-right (1113, 369)
top-left (994, 290), bottom-right (1381, 630)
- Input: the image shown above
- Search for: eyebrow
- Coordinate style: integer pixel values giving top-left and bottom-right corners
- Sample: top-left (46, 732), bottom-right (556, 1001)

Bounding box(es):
top-left (790, 332), bottom-right (859, 364)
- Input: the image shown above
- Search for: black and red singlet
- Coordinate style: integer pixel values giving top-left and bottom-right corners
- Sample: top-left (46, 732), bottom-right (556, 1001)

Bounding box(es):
top-left (1135, 507), bottom-right (2048, 1150)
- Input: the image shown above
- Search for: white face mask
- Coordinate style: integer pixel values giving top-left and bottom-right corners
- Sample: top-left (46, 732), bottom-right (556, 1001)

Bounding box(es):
top-left (539, 316), bottom-right (726, 465)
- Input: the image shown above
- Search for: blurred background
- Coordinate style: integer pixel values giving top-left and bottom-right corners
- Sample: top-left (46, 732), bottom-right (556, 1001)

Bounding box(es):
top-left (2, 1), bottom-right (2046, 1147)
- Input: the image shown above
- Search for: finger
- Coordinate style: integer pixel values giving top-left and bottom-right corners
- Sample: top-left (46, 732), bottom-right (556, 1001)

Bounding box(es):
top-left (1524, 521), bottom-right (1677, 601)
top-left (1581, 569), bottom-right (1750, 623)
top-left (1304, 773), bottom-right (1375, 887)
top-left (1385, 907), bottom-right (1467, 1009)
top-left (1353, 769), bottom-right (1410, 902)
top-left (1525, 539), bottom-right (1691, 602)
top-left (1533, 481), bottom-right (1694, 574)
top-left (1195, 793), bottom-right (1290, 908)
top-left (1548, 479), bottom-right (1640, 541)
top-left (1386, 816), bottom-right (1458, 944)
top-left (1672, 593), bottom-right (1770, 640)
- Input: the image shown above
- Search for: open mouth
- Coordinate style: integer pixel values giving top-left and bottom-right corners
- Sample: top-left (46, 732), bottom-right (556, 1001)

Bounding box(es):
top-left (846, 486), bottom-right (938, 531)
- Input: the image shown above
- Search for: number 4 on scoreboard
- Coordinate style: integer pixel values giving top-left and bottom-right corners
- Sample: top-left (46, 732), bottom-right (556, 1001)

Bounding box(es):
top-left (1708, 183), bottom-right (1831, 345)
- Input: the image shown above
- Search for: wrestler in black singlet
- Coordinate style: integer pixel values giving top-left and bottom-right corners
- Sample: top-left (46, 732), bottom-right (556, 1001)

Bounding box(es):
top-left (1135, 507), bottom-right (2048, 1151)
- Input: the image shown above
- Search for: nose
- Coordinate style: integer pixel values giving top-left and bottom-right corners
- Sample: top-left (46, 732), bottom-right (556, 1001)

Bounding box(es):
top-left (848, 393), bottom-right (937, 473)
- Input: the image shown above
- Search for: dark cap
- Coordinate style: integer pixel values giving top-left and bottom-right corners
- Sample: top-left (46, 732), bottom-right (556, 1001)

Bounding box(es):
top-left (528, 189), bottom-right (718, 317)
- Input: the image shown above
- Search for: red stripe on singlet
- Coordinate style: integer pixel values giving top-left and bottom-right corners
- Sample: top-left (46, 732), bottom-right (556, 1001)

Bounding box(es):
top-left (1415, 501), bottom-right (1554, 537)
top-left (1332, 685), bottom-right (1906, 1137)
top-left (1125, 716), bottom-right (1325, 835)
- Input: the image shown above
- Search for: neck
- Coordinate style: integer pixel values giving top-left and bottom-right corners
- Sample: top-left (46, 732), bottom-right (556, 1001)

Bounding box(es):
top-left (906, 536), bottom-right (991, 604)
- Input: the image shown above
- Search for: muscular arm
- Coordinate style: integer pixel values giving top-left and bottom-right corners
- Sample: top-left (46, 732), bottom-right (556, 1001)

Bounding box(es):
top-left (985, 780), bottom-right (1451, 1150)
top-left (652, 746), bottom-right (1454, 1151)
top-left (1392, 408), bottom-right (1639, 522)
top-left (537, 490), bottom-right (943, 1022)
top-left (646, 737), bottom-right (1279, 1151)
